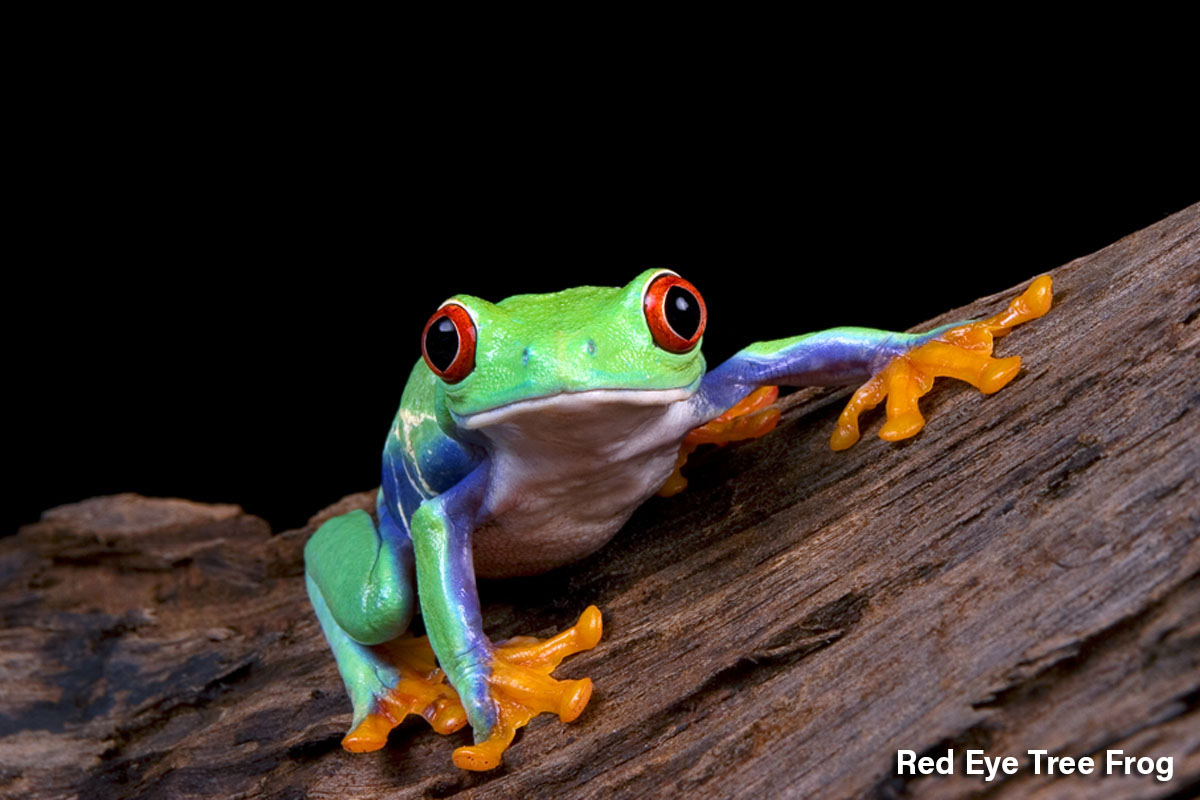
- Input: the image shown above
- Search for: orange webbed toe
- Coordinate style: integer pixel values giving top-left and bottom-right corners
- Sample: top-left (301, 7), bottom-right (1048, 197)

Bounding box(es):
top-left (452, 605), bottom-right (604, 771)
top-left (832, 276), bottom-right (1052, 450)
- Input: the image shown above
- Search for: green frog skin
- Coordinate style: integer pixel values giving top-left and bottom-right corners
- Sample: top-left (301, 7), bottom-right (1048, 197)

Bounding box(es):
top-left (303, 269), bottom-right (1053, 770)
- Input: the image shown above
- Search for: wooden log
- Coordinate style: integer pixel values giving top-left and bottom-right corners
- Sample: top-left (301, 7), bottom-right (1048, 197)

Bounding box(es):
top-left (2, 204), bottom-right (1197, 800)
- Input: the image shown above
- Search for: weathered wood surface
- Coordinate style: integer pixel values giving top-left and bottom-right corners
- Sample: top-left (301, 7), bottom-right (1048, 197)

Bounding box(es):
top-left (3, 204), bottom-right (1197, 800)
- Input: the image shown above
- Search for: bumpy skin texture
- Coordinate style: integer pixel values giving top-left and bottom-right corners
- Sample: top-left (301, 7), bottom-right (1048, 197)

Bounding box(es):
top-left (303, 269), bottom-right (1051, 770)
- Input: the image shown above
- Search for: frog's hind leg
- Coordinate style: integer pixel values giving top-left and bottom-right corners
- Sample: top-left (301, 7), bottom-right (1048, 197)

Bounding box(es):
top-left (305, 507), bottom-right (467, 752)
top-left (305, 574), bottom-right (466, 750)
top-left (831, 275), bottom-right (1053, 450)
top-left (658, 385), bottom-right (781, 496)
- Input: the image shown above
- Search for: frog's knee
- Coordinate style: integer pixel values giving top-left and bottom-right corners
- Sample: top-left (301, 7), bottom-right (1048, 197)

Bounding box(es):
top-left (304, 509), bottom-right (375, 566)
top-left (343, 586), bottom-right (413, 645)
top-left (306, 509), bottom-right (415, 645)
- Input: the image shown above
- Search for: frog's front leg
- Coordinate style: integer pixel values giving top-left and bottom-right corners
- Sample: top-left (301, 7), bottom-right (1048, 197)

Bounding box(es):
top-left (304, 501), bottom-right (467, 751)
top-left (411, 463), bottom-right (602, 771)
top-left (688, 275), bottom-right (1053, 450)
top-left (827, 275), bottom-right (1053, 449)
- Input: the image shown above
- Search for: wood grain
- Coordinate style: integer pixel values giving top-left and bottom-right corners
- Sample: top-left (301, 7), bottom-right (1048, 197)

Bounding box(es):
top-left (3, 203), bottom-right (1197, 800)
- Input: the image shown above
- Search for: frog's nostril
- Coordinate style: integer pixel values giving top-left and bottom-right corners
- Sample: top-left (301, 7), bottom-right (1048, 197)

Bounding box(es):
top-left (586, 339), bottom-right (597, 356)
top-left (522, 347), bottom-right (531, 366)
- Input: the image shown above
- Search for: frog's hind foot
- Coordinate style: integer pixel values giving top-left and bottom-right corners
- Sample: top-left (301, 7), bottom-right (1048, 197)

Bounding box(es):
top-left (341, 633), bottom-right (468, 753)
top-left (831, 275), bottom-right (1053, 451)
top-left (659, 386), bottom-right (781, 496)
top-left (452, 605), bottom-right (603, 771)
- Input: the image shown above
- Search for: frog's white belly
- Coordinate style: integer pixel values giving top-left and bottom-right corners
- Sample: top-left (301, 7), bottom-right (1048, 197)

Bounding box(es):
top-left (462, 389), bottom-right (696, 578)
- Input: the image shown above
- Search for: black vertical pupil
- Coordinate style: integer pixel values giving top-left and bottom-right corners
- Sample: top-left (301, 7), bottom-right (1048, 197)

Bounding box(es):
top-left (425, 316), bottom-right (460, 372)
top-left (664, 286), bottom-right (701, 339)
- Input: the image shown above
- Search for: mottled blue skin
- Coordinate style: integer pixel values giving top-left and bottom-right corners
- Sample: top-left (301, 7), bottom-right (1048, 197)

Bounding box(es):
top-left (306, 271), bottom-right (960, 744)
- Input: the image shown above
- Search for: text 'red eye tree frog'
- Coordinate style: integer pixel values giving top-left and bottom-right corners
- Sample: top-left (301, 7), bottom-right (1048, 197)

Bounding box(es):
top-left (304, 270), bottom-right (1052, 770)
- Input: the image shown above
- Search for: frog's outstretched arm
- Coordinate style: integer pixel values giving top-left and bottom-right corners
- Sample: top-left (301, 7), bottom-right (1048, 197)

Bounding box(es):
top-left (693, 326), bottom-right (955, 415)
top-left (411, 461), bottom-right (602, 771)
top-left (683, 275), bottom-right (1053, 451)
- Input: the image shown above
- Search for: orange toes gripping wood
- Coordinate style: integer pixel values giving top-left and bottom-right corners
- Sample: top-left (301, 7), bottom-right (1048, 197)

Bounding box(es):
top-left (832, 275), bottom-right (1052, 451)
top-left (338, 608), bottom-right (602, 770)
top-left (341, 634), bottom-right (468, 753)
top-left (452, 605), bottom-right (604, 771)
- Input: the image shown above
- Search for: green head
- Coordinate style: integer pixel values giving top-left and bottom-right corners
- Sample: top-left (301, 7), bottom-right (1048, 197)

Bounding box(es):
top-left (420, 269), bottom-right (709, 422)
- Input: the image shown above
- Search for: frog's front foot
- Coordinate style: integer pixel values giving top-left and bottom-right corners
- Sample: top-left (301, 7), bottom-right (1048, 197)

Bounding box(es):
top-left (452, 605), bottom-right (603, 771)
top-left (340, 633), bottom-right (468, 752)
top-left (831, 275), bottom-right (1053, 450)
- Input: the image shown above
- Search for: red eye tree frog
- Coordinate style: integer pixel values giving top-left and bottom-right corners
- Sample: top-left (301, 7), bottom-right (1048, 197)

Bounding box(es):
top-left (304, 270), bottom-right (1052, 770)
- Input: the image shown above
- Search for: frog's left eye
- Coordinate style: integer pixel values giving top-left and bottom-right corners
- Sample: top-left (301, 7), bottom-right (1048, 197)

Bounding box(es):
top-left (422, 303), bottom-right (476, 383)
top-left (643, 272), bottom-right (706, 353)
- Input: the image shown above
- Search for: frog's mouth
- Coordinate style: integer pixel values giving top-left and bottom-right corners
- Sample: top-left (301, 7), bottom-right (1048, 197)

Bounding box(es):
top-left (458, 387), bottom-right (694, 430)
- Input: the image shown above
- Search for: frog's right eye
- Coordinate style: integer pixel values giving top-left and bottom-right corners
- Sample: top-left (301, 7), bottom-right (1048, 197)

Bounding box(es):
top-left (422, 303), bottom-right (476, 383)
top-left (643, 272), bottom-right (706, 353)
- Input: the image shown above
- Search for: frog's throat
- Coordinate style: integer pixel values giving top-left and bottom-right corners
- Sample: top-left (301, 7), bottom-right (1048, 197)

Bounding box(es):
top-left (457, 386), bottom-right (694, 430)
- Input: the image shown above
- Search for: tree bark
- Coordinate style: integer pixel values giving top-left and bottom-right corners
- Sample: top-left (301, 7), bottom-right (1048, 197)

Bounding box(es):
top-left (3, 204), bottom-right (1197, 800)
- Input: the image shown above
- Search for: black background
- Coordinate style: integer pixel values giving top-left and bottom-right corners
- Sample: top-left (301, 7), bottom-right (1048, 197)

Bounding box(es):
top-left (10, 62), bottom-right (1197, 537)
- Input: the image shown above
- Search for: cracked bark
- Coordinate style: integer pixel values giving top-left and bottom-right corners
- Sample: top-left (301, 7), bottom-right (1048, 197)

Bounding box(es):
top-left (2, 204), bottom-right (1198, 800)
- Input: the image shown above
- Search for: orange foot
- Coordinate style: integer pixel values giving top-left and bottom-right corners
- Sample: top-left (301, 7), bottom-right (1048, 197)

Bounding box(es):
top-left (341, 634), bottom-right (468, 752)
top-left (659, 385), bottom-right (781, 497)
top-left (453, 605), bottom-right (604, 771)
top-left (831, 275), bottom-right (1053, 451)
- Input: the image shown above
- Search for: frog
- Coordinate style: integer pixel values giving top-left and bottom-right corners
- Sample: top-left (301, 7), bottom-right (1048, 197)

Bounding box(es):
top-left (304, 269), bottom-right (1053, 770)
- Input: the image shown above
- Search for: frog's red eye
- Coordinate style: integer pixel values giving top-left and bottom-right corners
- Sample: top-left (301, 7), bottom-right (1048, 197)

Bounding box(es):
top-left (422, 303), bottom-right (476, 383)
top-left (643, 272), bottom-right (706, 353)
